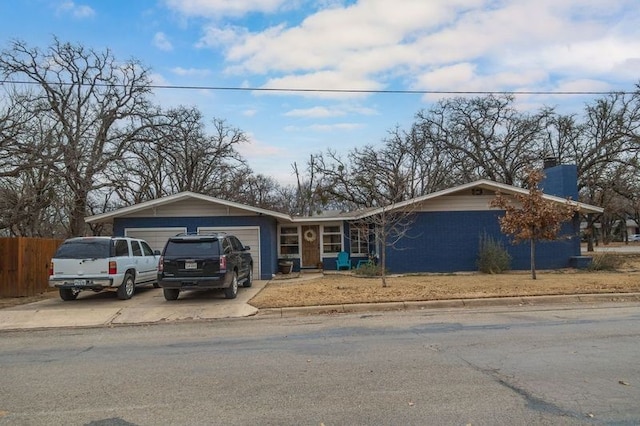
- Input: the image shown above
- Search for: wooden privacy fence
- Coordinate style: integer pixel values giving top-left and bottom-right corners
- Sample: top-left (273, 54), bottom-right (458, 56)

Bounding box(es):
top-left (0, 237), bottom-right (64, 298)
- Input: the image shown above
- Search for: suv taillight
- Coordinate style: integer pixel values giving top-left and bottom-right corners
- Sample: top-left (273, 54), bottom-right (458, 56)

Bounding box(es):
top-left (158, 256), bottom-right (164, 272)
top-left (220, 255), bottom-right (227, 271)
top-left (49, 261), bottom-right (53, 276)
top-left (108, 261), bottom-right (117, 275)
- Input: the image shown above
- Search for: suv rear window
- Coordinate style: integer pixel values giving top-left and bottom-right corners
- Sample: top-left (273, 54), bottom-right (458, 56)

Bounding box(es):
top-left (164, 239), bottom-right (220, 257)
top-left (54, 239), bottom-right (112, 259)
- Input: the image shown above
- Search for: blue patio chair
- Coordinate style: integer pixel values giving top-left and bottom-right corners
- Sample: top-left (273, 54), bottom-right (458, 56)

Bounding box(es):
top-left (336, 251), bottom-right (352, 270)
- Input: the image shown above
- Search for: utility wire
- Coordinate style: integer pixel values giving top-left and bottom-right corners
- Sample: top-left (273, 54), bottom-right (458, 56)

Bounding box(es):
top-left (0, 79), bottom-right (635, 95)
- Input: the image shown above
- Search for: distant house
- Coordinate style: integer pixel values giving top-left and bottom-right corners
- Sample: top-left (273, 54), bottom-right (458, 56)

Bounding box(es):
top-left (85, 164), bottom-right (602, 279)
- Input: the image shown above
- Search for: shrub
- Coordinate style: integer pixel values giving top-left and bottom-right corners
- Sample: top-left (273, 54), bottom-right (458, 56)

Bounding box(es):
top-left (354, 262), bottom-right (385, 276)
top-left (587, 253), bottom-right (622, 271)
top-left (477, 233), bottom-right (511, 274)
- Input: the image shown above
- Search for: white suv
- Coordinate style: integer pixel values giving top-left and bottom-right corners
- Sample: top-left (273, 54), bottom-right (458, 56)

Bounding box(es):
top-left (49, 236), bottom-right (160, 301)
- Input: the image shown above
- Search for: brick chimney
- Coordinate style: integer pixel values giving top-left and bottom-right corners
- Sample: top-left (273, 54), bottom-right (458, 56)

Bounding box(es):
top-left (540, 159), bottom-right (578, 200)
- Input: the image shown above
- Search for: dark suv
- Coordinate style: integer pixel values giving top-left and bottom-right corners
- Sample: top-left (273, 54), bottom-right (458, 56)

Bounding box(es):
top-left (157, 233), bottom-right (253, 301)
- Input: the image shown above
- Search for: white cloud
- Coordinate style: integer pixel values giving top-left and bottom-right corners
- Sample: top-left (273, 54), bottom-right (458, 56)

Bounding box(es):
top-left (186, 0), bottom-right (639, 101)
top-left (164, 0), bottom-right (290, 18)
top-left (153, 32), bottom-right (173, 51)
top-left (285, 106), bottom-right (344, 118)
top-left (170, 67), bottom-right (211, 77)
top-left (196, 25), bottom-right (246, 49)
top-left (56, 1), bottom-right (95, 19)
top-left (285, 122), bottom-right (363, 132)
top-left (236, 134), bottom-right (284, 159)
top-left (284, 104), bottom-right (378, 118)
top-left (260, 71), bottom-right (380, 100)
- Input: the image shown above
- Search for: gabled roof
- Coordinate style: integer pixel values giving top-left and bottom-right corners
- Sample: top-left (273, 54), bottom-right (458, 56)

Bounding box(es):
top-left (85, 191), bottom-right (292, 223)
top-left (86, 181), bottom-right (604, 224)
top-left (353, 179), bottom-right (603, 220)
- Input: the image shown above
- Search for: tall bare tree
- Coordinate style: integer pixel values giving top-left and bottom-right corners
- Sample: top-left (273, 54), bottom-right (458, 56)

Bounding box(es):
top-left (0, 37), bottom-right (155, 236)
top-left (112, 108), bottom-right (250, 204)
top-left (415, 95), bottom-right (550, 185)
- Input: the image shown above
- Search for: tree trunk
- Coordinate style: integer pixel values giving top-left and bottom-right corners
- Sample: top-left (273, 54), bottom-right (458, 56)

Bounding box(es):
top-left (530, 238), bottom-right (537, 280)
top-left (380, 245), bottom-right (387, 288)
top-left (69, 192), bottom-right (88, 237)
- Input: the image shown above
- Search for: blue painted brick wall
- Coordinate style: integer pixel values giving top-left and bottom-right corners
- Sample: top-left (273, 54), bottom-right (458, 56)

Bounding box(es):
top-left (385, 211), bottom-right (581, 273)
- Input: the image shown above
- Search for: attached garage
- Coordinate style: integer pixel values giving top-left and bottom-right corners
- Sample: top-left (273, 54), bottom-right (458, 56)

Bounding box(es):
top-left (124, 227), bottom-right (187, 252)
top-left (85, 192), bottom-right (290, 280)
top-left (198, 226), bottom-right (260, 280)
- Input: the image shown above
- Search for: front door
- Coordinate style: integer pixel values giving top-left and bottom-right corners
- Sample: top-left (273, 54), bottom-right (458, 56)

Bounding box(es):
top-left (301, 225), bottom-right (321, 268)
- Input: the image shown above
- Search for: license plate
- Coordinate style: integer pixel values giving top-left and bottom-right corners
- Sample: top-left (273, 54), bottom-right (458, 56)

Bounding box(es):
top-left (73, 279), bottom-right (88, 286)
top-left (185, 262), bottom-right (197, 270)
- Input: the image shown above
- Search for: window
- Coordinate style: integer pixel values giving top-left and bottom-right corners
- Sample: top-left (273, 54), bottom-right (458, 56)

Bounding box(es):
top-left (114, 240), bottom-right (129, 257)
top-left (322, 225), bottom-right (342, 254)
top-left (279, 226), bottom-right (299, 255)
top-left (222, 238), bottom-right (232, 254)
top-left (230, 236), bottom-right (244, 251)
top-left (54, 239), bottom-right (111, 259)
top-left (350, 225), bottom-right (369, 255)
top-left (131, 240), bottom-right (143, 256)
top-left (164, 239), bottom-right (219, 257)
top-left (140, 241), bottom-right (155, 256)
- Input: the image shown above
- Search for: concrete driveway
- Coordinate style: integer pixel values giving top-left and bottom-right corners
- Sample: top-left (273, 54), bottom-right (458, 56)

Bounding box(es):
top-left (0, 280), bottom-right (267, 331)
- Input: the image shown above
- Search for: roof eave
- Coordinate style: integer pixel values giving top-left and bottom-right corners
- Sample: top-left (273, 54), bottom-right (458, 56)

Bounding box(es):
top-left (85, 191), bottom-right (292, 223)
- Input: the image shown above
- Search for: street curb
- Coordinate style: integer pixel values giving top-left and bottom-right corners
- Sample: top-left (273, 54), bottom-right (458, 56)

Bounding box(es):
top-left (255, 292), bottom-right (640, 318)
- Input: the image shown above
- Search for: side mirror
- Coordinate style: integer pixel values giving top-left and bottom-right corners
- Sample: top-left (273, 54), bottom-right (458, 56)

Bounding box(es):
top-left (154, 250), bottom-right (161, 255)
top-left (243, 246), bottom-right (251, 251)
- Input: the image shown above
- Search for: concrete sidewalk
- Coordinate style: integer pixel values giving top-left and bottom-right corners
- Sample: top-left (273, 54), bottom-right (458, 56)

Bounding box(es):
top-left (2, 276), bottom-right (640, 331)
top-left (0, 280), bottom-right (267, 331)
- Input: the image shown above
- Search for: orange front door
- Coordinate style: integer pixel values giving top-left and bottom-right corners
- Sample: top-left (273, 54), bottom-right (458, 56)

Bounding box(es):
top-left (301, 225), bottom-right (321, 268)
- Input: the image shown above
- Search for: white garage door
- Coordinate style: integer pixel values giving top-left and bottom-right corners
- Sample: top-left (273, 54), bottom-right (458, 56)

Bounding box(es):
top-left (198, 226), bottom-right (260, 279)
top-left (124, 227), bottom-right (187, 253)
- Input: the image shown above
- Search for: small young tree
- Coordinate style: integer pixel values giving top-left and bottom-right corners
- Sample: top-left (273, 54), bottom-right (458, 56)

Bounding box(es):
top-left (490, 168), bottom-right (579, 279)
top-left (362, 204), bottom-right (416, 287)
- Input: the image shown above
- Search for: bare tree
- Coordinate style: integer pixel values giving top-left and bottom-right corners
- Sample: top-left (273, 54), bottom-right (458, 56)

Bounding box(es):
top-left (0, 37), bottom-right (155, 237)
top-left (354, 204), bottom-right (417, 287)
top-left (113, 109), bottom-right (251, 204)
top-left (415, 95), bottom-right (549, 185)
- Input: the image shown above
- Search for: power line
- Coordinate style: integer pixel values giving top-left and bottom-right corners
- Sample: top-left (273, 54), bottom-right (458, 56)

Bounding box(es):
top-left (0, 79), bottom-right (635, 95)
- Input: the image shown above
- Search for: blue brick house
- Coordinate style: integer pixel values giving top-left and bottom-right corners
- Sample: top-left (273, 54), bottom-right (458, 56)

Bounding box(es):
top-left (85, 164), bottom-right (602, 279)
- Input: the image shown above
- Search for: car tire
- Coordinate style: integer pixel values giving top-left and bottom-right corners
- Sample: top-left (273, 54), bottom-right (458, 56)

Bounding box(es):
top-left (163, 288), bottom-right (180, 301)
top-left (224, 272), bottom-right (238, 299)
top-left (59, 288), bottom-right (79, 301)
top-left (117, 273), bottom-right (135, 300)
top-left (243, 266), bottom-right (253, 288)
top-left (153, 282), bottom-right (160, 288)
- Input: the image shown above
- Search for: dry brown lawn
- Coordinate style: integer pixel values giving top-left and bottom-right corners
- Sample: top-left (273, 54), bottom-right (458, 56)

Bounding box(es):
top-left (249, 253), bottom-right (640, 309)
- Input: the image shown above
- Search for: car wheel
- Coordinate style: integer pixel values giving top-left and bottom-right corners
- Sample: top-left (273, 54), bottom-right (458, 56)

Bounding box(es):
top-left (243, 266), bottom-right (253, 288)
top-left (224, 272), bottom-right (238, 299)
top-left (117, 273), bottom-right (135, 300)
top-left (163, 288), bottom-right (180, 301)
top-left (59, 288), bottom-right (79, 301)
top-left (153, 282), bottom-right (160, 288)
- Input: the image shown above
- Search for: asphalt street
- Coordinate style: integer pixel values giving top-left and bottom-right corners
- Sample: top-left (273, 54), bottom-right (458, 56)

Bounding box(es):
top-left (1, 303), bottom-right (639, 425)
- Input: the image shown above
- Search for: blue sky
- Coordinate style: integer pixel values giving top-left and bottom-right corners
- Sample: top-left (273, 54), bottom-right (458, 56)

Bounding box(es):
top-left (1, 0), bottom-right (639, 185)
